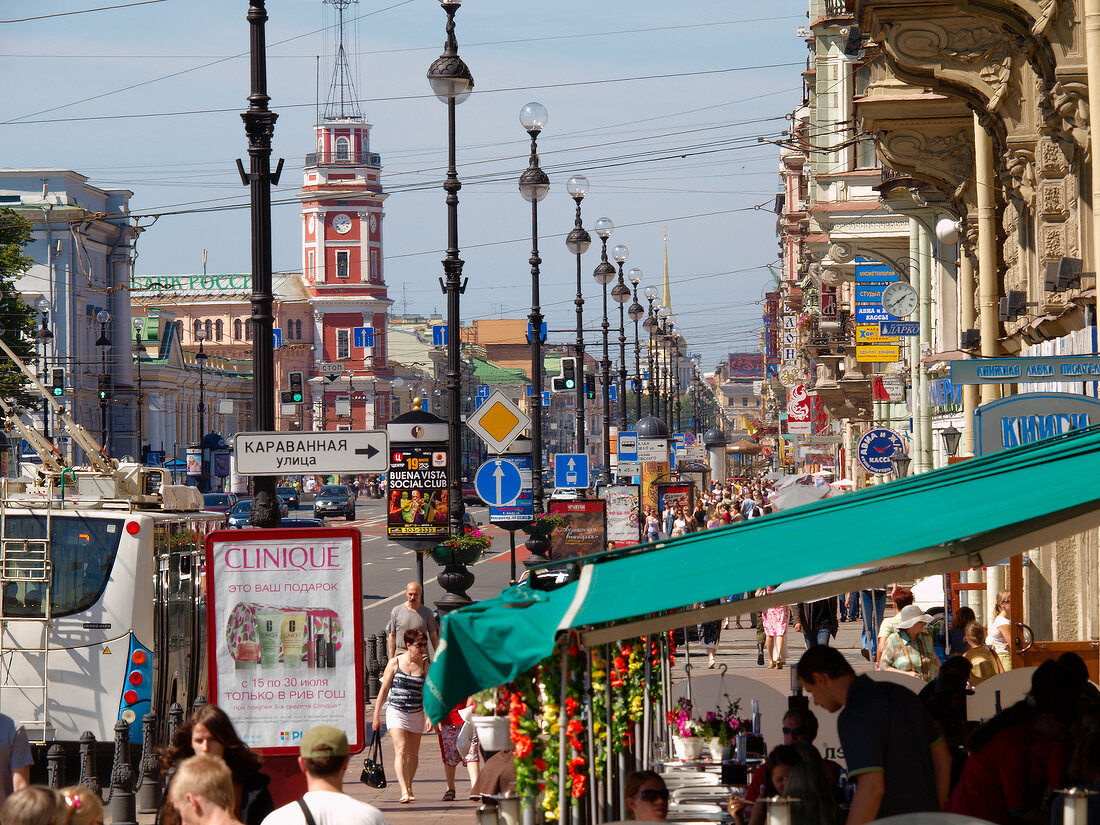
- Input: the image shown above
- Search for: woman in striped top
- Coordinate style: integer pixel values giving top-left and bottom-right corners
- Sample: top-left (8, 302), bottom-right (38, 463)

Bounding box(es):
top-left (373, 627), bottom-right (430, 804)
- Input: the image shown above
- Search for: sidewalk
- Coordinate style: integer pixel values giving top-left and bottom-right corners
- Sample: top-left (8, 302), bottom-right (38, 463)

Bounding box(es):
top-left (339, 615), bottom-right (877, 824)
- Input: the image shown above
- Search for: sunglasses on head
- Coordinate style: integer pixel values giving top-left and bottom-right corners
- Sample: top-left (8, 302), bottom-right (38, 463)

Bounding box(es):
top-left (634, 789), bottom-right (669, 803)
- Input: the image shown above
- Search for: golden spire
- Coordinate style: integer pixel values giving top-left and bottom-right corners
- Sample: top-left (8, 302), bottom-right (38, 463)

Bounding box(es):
top-left (662, 227), bottom-right (672, 309)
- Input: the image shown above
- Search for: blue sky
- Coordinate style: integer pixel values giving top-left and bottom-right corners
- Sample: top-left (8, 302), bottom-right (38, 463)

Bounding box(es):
top-left (1, 0), bottom-right (807, 370)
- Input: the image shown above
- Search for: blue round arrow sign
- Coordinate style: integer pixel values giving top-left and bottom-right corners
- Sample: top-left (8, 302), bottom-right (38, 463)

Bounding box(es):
top-left (474, 458), bottom-right (523, 506)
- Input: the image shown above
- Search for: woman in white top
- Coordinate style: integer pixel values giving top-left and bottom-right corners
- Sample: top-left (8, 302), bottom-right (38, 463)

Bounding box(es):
top-left (985, 589), bottom-right (1014, 671)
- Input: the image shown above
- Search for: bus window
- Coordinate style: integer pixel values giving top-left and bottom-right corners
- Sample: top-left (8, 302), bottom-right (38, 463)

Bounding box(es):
top-left (2, 515), bottom-right (123, 618)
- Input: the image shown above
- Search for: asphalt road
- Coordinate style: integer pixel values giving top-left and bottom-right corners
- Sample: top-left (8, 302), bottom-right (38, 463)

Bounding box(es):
top-left (290, 494), bottom-right (520, 637)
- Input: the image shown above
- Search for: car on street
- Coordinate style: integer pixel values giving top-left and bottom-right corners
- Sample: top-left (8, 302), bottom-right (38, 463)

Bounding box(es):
top-left (313, 484), bottom-right (357, 521)
top-left (227, 498), bottom-right (288, 528)
top-left (276, 486), bottom-right (300, 511)
top-left (275, 517), bottom-right (324, 529)
top-left (462, 480), bottom-right (481, 504)
top-left (202, 493), bottom-right (238, 514)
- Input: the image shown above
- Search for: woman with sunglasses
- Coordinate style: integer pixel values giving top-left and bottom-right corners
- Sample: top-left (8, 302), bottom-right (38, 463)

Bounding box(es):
top-left (374, 628), bottom-right (431, 804)
top-left (624, 771), bottom-right (669, 820)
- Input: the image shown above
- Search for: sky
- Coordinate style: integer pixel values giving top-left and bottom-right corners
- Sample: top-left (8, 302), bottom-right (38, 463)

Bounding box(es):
top-left (1, 0), bottom-right (808, 372)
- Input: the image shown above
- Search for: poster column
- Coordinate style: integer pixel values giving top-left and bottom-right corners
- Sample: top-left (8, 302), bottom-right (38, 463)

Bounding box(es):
top-left (637, 435), bottom-right (669, 515)
top-left (702, 427), bottom-right (727, 482)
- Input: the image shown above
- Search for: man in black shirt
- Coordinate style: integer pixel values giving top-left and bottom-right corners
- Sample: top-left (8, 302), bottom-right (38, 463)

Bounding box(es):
top-left (796, 646), bottom-right (950, 825)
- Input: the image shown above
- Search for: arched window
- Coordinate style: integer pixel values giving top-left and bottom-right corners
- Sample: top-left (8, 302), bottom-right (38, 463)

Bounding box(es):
top-left (204, 319), bottom-right (213, 339)
top-left (245, 320), bottom-right (252, 341)
top-left (335, 136), bottom-right (350, 161)
top-left (234, 318), bottom-right (242, 340)
top-left (175, 320), bottom-right (183, 339)
top-left (215, 319), bottom-right (224, 341)
top-left (294, 319), bottom-right (302, 340)
top-left (285, 320), bottom-right (293, 342)
top-left (193, 319), bottom-right (202, 339)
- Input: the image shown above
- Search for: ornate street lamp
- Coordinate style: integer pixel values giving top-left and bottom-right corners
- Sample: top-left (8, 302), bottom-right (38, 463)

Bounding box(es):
top-left (133, 318), bottom-right (147, 458)
top-left (519, 101), bottom-right (550, 511)
top-left (565, 175), bottom-right (591, 455)
top-left (427, 0), bottom-right (473, 538)
top-left (891, 451), bottom-right (912, 478)
top-left (592, 217), bottom-right (615, 485)
top-left (642, 287), bottom-right (659, 418)
top-left (95, 310), bottom-right (111, 449)
top-left (611, 244), bottom-right (631, 431)
top-left (195, 327), bottom-right (208, 460)
top-left (940, 424), bottom-right (962, 458)
top-left (628, 268), bottom-right (644, 425)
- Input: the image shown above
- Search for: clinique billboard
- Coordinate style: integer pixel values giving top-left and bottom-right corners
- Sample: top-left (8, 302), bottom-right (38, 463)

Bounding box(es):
top-left (205, 528), bottom-right (364, 755)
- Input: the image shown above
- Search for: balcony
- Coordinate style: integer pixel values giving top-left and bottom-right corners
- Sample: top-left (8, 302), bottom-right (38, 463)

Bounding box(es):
top-left (823, 0), bottom-right (852, 18)
top-left (304, 150), bottom-right (382, 168)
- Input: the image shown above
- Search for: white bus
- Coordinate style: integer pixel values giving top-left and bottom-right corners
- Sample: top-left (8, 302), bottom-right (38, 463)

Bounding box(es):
top-left (0, 474), bottom-right (224, 748)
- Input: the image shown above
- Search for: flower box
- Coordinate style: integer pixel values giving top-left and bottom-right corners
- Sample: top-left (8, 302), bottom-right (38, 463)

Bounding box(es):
top-left (428, 544), bottom-right (484, 565)
top-left (672, 735), bottom-right (704, 761)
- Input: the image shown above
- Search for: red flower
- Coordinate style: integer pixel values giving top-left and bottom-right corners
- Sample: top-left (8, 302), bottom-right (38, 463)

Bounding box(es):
top-left (514, 734), bottom-right (533, 758)
top-left (565, 697), bottom-right (579, 713)
top-left (534, 758), bottom-right (547, 771)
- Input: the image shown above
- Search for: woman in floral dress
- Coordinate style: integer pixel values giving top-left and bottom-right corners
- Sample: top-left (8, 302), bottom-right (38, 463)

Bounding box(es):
top-left (757, 586), bottom-right (790, 669)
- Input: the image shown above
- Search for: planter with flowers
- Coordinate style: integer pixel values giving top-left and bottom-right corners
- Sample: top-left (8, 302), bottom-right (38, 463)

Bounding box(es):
top-left (428, 528), bottom-right (492, 566)
top-left (470, 687), bottom-right (512, 752)
top-left (696, 694), bottom-right (742, 760)
top-left (521, 512), bottom-right (564, 562)
top-left (666, 696), bottom-right (703, 760)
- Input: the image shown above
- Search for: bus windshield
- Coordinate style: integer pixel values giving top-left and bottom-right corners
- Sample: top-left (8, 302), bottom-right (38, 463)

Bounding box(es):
top-left (2, 515), bottom-right (124, 618)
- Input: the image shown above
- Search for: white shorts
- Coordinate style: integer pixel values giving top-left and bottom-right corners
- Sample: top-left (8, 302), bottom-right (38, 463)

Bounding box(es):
top-left (386, 705), bottom-right (426, 733)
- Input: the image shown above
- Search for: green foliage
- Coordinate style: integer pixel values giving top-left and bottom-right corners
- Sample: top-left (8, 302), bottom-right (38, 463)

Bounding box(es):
top-left (0, 209), bottom-right (37, 411)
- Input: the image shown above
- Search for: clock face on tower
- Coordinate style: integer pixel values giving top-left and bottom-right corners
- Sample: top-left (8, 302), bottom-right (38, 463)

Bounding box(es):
top-left (332, 213), bottom-right (353, 234)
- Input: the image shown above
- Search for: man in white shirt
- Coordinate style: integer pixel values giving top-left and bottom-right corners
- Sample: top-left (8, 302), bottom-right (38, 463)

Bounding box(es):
top-left (261, 726), bottom-right (390, 825)
top-left (386, 582), bottom-right (439, 658)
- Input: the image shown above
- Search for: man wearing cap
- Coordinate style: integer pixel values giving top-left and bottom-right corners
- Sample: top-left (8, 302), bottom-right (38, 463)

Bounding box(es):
top-left (879, 604), bottom-right (940, 682)
top-left (260, 726), bottom-right (390, 825)
top-left (796, 646), bottom-right (950, 825)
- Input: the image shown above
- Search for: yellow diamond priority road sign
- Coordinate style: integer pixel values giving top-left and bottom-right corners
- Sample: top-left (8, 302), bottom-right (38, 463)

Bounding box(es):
top-left (466, 390), bottom-right (530, 454)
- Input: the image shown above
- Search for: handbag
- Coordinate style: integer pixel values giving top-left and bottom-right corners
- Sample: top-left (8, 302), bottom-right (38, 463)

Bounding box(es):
top-left (360, 736), bottom-right (387, 788)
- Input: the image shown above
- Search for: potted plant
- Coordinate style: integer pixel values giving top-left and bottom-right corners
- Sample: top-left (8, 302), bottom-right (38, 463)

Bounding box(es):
top-left (470, 687), bottom-right (511, 751)
top-left (665, 696), bottom-right (703, 760)
top-left (427, 528), bottom-right (491, 566)
top-left (696, 694), bottom-right (742, 760)
top-left (520, 512), bottom-right (565, 535)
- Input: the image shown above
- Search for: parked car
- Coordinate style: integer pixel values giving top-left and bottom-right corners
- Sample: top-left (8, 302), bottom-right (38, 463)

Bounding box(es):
top-left (202, 492), bottom-right (238, 514)
top-left (313, 484), bottom-right (357, 521)
top-left (277, 517), bottom-right (324, 529)
top-left (276, 486), bottom-right (300, 511)
top-left (227, 498), bottom-right (288, 528)
top-left (462, 480), bottom-right (481, 505)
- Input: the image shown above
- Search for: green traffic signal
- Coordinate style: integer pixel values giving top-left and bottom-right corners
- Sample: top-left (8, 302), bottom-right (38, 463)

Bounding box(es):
top-left (98, 390), bottom-right (107, 400)
top-left (564, 379), bottom-right (575, 389)
top-left (292, 391), bottom-right (303, 403)
top-left (52, 387), bottom-right (63, 397)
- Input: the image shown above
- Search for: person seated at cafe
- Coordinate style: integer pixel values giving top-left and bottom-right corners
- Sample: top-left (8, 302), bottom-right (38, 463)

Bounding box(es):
top-left (743, 708), bottom-right (841, 807)
top-left (784, 756), bottom-right (841, 825)
top-left (878, 604), bottom-right (940, 682)
top-left (729, 745), bottom-right (802, 825)
top-left (961, 621), bottom-right (1003, 686)
top-left (623, 771), bottom-right (668, 821)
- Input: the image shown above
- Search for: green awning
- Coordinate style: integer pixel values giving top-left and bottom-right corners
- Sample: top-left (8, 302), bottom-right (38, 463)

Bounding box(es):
top-left (425, 424), bottom-right (1100, 721)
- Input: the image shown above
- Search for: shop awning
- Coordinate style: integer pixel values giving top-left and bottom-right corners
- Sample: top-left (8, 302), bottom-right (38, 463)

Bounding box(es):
top-left (425, 424), bottom-right (1100, 720)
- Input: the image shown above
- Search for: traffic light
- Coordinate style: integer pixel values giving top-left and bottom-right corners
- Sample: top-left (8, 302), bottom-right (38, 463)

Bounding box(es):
top-left (560, 357), bottom-right (577, 390)
top-left (551, 376), bottom-right (568, 392)
top-left (584, 373), bottom-right (596, 399)
top-left (280, 391), bottom-right (296, 404)
top-left (288, 370), bottom-right (304, 403)
top-left (97, 374), bottom-right (109, 401)
top-left (50, 368), bottom-right (64, 397)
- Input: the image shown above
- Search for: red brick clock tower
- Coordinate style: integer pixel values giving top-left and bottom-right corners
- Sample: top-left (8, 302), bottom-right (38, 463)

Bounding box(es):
top-left (300, 0), bottom-right (392, 433)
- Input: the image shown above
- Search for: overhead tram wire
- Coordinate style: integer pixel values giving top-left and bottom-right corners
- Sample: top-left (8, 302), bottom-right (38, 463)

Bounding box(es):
top-left (0, 0), bottom-right (166, 24)
top-left (2, 61), bottom-right (803, 126)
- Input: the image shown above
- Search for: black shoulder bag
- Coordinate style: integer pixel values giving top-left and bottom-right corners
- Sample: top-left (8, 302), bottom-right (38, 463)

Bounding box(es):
top-left (360, 737), bottom-right (387, 788)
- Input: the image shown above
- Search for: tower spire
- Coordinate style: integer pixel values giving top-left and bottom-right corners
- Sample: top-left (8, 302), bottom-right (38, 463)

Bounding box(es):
top-left (662, 227), bottom-right (672, 309)
top-left (323, 0), bottom-right (361, 120)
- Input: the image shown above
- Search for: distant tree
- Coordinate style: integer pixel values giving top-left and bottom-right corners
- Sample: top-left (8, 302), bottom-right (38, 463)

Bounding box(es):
top-left (0, 208), bottom-right (38, 411)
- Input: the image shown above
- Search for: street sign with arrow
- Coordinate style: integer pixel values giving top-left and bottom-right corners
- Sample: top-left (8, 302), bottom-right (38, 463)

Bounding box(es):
top-left (474, 458), bottom-right (523, 507)
top-left (233, 430), bottom-right (388, 475)
top-left (553, 453), bottom-right (589, 489)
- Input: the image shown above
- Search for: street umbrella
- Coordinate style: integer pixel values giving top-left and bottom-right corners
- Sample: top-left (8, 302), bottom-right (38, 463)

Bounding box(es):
top-left (770, 483), bottom-right (831, 511)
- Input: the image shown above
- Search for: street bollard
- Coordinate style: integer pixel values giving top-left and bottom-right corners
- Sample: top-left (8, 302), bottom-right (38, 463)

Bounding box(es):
top-left (167, 702), bottom-right (184, 746)
top-left (366, 634), bottom-right (381, 699)
top-left (108, 719), bottom-right (138, 825)
top-left (191, 695), bottom-right (208, 714)
top-left (78, 731), bottom-right (101, 797)
top-left (136, 711), bottom-right (161, 813)
top-left (46, 744), bottom-right (65, 788)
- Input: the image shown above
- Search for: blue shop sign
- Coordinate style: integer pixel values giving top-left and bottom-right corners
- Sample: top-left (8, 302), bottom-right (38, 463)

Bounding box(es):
top-left (974, 392), bottom-right (1100, 455)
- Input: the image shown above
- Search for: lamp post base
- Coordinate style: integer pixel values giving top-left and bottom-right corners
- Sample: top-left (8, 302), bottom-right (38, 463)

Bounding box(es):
top-left (435, 563), bottom-right (475, 615)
